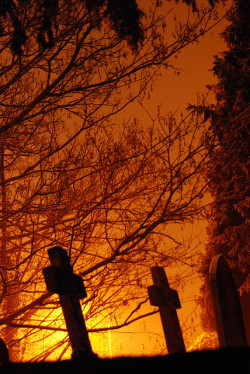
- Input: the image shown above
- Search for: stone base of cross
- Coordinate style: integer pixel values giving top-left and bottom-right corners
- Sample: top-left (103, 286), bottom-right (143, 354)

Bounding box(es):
top-left (148, 266), bottom-right (185, 354)
top-left (43, 246), bottom-right (97, 360)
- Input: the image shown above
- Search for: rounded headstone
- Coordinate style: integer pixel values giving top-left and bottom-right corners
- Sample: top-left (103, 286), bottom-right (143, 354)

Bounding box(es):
top-left (209, 254), bottom-right (247, 348)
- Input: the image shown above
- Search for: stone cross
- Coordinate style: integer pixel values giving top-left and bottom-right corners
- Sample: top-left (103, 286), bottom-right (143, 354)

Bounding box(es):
top-left (43, 246), bottom-right (96, 359)
top-left (209, 254), bottom-right (247, 348)
top-left (147, 266), bottom-right (185, 353)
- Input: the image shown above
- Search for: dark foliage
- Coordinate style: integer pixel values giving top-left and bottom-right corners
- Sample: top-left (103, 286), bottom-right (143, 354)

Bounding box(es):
top-left (0, 0), bottom-right (223, 55)
top-left (0, 0), bottom-right (144, 54)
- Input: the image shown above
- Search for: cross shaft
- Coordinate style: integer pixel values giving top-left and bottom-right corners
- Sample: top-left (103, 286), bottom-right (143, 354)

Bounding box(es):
top-left (43, 246), bottom-right (96, 359)
top-left (148, 266), bottom-right (185, 354)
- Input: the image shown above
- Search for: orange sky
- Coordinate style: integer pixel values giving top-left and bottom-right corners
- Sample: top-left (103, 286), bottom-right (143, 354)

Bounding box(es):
top-left (6, 1), bottom-right (232, 360)
top-left (31, 2), bottom-right (233, 360)
top-left (132, 1), bottom-right (231, 119)
top-left (100, 1), bottom-right (232, 357)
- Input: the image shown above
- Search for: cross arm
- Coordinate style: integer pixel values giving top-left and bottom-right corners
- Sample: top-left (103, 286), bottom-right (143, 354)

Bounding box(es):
top-left (148, 285), bottom-right (181, 309)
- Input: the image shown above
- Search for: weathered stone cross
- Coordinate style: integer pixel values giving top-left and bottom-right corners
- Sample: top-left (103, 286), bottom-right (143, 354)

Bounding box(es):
top-left (147, 266), bottom-right (185, 353)
top-left (209, 254), bottom-right (247, 348)
top-left (43, 246), bottom-right (96, 359)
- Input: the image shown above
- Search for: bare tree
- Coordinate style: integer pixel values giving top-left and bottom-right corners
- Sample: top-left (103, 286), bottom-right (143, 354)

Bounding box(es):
top-left (0, 0), bottom-right (221, 360)
top-left (1, 113), bottom-right (211, 359)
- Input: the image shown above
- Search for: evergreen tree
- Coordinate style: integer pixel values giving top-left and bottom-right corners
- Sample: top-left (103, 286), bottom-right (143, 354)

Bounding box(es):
top-left (0, 0), bottom-right (222, 55)
top-left (198, 0), bottom-right (250, 339)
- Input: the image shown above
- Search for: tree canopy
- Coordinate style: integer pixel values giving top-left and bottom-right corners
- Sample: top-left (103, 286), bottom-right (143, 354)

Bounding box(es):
top-left (0, 0), bottom-right (223, 54)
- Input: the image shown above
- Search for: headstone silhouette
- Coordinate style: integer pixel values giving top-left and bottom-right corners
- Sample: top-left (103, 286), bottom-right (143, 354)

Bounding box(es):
top-left (209, 254), bottom-right (247, 348)
top-left (0, 338), bottom-right (9, 364)
top-left (43, 246), bottom-right (96, 359)
top-left (148, 266), bottom-right (185, 353)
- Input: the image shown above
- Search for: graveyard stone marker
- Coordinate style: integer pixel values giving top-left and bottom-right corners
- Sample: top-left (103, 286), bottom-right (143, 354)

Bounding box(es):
top-left (209, 254), bottom-right (247, 348)
top-left (43, 246), bottom-right (96, 359)
top-left (0, 338), bottom-right (9, 364)
top-left (148, 266), bottom-right (185, 353)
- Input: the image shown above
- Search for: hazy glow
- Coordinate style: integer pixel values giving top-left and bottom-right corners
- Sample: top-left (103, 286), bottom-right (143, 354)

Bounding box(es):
top-left (1, 1), bottom-right (232, 362)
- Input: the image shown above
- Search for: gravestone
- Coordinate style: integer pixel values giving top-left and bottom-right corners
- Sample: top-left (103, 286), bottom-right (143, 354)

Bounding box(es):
top-left (209, 254), bottom-right (247, 348)
top-left (43, 246), bottom-right (97, 359)
top-left (147, 266), bottom-right (185, 353)
top-left (0, 338), bottom-right (9, 364)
